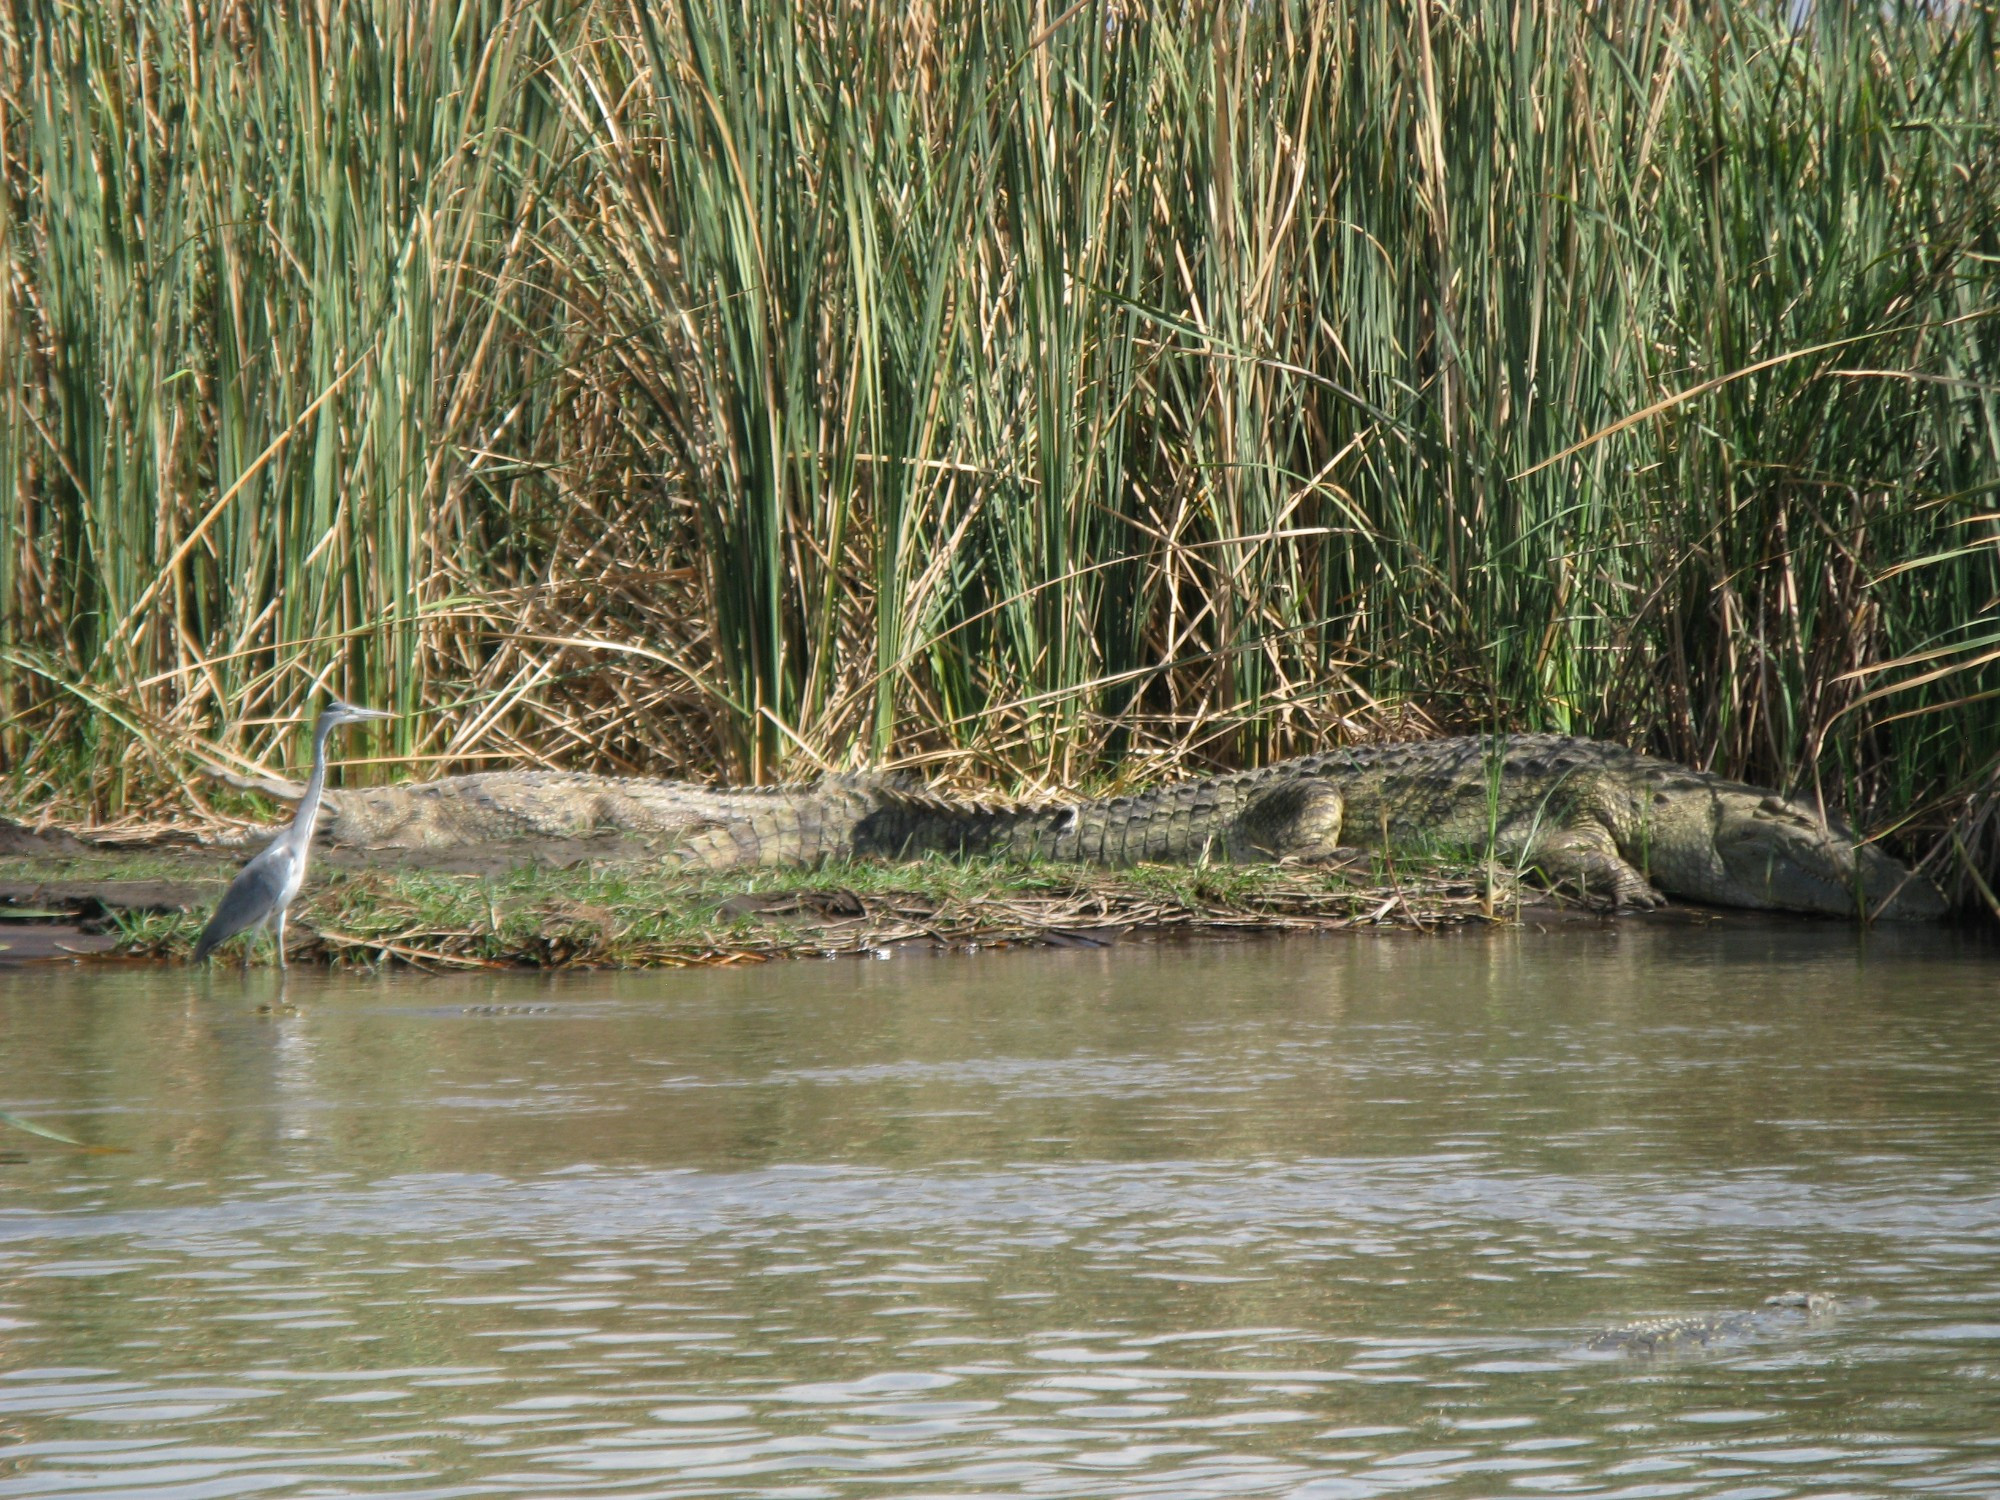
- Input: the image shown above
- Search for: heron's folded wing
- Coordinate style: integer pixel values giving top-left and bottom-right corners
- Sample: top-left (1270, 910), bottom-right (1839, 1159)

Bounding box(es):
top-left (193, 849), bottom-right (290, 960)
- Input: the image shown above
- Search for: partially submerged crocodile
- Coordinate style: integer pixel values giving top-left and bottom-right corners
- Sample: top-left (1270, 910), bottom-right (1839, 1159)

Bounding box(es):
top-left (1586, 1291), bottom-right (1873, 1357)
top-left (302, 735), bottom-right (1945, 920)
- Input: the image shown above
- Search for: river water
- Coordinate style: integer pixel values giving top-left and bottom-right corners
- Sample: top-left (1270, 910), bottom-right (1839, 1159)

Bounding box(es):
top-left (2, 923), bottom-right (1997, 1498)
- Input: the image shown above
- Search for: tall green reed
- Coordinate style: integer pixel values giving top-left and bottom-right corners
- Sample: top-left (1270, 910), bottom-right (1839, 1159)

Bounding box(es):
top-left (0, 0), bottom-right (566, 792)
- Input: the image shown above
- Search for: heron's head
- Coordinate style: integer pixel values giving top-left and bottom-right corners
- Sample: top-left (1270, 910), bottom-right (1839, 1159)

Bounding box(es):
top-left (319, 698), bottom-right (395, 733)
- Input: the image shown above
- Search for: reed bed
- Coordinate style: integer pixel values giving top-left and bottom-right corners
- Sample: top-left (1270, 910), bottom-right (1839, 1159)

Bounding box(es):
top-left (2, 1), bottom-right (1997, 896)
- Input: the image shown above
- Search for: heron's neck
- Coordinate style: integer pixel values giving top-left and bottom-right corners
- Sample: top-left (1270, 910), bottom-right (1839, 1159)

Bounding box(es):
top-left (293, 718), bottom-right (338, 843)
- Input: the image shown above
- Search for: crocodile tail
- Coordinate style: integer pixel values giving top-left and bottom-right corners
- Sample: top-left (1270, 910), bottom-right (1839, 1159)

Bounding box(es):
top-left (848, 786), bottom-right (1075, 861)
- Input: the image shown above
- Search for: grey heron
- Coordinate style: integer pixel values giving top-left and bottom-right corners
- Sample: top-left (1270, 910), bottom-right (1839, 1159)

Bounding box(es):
top-left (195, 698), bottom-right (393, 968)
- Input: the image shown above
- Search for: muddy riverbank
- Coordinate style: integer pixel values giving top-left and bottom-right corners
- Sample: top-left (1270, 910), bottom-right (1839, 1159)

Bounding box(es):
top-left (0, 821), bottom-right (1669, 969)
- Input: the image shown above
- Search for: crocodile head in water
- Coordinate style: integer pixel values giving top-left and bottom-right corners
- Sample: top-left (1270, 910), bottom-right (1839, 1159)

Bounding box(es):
top-left (1586, 1289), bottom-right (1874, 1357)
top-left (1699, 793), bottom-right (1945, 920)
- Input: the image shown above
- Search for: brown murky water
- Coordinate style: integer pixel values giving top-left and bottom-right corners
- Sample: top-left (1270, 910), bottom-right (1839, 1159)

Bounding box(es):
top-left (2, 922), bottom-right (1998, 1497)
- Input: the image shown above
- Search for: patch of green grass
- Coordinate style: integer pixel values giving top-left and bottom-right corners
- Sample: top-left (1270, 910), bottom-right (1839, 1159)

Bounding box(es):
top-left (97, 850), bottom-right (1509, 970)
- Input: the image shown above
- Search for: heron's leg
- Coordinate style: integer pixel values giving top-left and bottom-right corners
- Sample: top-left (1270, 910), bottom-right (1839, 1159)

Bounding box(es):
top-left (275, 908), bottom-right (288, 971)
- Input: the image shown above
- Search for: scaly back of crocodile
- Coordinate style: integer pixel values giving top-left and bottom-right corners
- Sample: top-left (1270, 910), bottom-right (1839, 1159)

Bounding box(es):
top-left (1587, 1291), bottom-right (1871, 1357)
top-left (322, 769), bottom-right (904, 869)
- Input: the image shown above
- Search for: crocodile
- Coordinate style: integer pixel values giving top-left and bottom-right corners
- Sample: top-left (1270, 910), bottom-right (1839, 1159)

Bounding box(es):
top-left (306, 734), bottom-right (1946, 920)
top-left (1585, 1291), bottom-right (1873, 1357)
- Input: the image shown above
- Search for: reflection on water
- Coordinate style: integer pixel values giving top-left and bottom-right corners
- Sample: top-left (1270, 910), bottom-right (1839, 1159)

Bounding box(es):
top-left (2, 923), bottom-right (1998, 1497)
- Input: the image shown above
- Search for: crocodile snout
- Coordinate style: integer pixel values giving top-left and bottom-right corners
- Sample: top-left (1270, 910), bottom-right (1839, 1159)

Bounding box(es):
top-left (1714, 801), bottom-right (1946, 921)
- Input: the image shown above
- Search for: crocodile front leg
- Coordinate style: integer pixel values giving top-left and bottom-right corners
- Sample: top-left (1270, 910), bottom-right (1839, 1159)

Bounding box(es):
top-left (1512, 823), bottom-right (1663, 908)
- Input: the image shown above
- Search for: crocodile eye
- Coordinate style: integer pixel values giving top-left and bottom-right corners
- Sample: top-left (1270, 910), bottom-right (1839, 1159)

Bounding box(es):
top-left (1754, 796), bottom-right (1813, 824)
